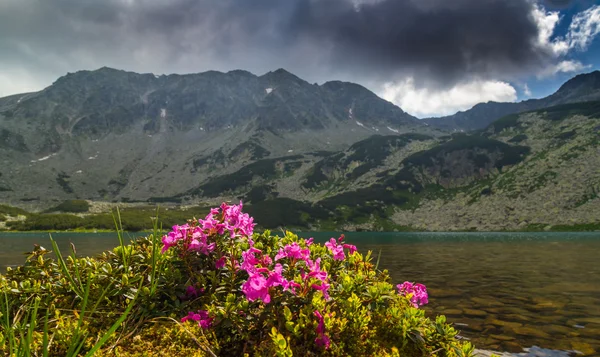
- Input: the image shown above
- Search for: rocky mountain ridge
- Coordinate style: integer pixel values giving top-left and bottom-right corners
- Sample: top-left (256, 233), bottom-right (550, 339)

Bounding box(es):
top-left (1, 69), bottom-right (599, 231)
top-left (423, 71), bottom-right (600, 131)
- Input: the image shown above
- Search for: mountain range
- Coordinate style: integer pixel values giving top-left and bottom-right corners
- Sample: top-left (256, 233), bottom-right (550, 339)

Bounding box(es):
top-left (423, 71), bottom-right (600, 131)
top-left (0, 67), bottom-right (599, 231)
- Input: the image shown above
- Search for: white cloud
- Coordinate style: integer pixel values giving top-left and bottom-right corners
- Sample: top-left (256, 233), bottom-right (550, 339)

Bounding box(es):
top-left (380, 78), bottom-right (517, 118)
top-left (566, 4), bottom-right (600, 51)
top-left (538, 59), bottom-right (591, 78)
top-left (0, 68), bottom-right (51, 97)
top-left (531, 5), bottom-right (569, 56)
top-left (529, 4), bottom-right (600, 78)
top-left (523, 83), bottom-right (532, 97)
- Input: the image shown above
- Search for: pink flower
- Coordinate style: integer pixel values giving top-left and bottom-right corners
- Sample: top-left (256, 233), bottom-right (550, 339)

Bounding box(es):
top-left (306, 238), bottom-right (314, 246)
top-left (311, 281), bottom-right (331, 300)
top-left (343, 244), bottom-right (357, 255)
top-left (181, 310), bottom-right (213, 329)
top-left (267, 263), bottom-right (287, 288)
top-left (304, 258), bottom-right (327, 282)
top-left (161, 233), bottom-right (178, 253)
top-left (241, 247), bottom-right (262, 273)
top-left (215, 256), bottom-right (227, 269)
top-left (161, 224), bottom-right (189, 253)
top-left (397, 281), bottom-right (429, 308)
top-left (275, 242), bottom-right (310, 261)
top-left (314, 311), bottom-right (330, 349)
top-left (325, 238), bottom-right (345, 261)
top-left (242, 273), bottom-right (271, 303)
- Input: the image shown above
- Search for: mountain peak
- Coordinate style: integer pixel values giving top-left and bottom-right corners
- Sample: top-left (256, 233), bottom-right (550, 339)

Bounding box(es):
top-left (260, 68), bottom-right (306, 84)
top-left (556, 70), bottom-right (600, 94)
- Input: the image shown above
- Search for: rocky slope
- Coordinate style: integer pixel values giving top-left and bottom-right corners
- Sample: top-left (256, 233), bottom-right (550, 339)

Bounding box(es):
top-left (0, 67), bottom-right (432, 208)
top-left (1, 69), bottom-right (599, 231)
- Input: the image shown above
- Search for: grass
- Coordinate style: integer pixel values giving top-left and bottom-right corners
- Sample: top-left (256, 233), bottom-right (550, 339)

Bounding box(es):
top-left (0, 209), bottom-right (164, 356)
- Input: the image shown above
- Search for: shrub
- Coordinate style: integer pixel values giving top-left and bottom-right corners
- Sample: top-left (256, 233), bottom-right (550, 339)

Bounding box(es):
top-left (162, 202), bottom-right (473, 356)
top-left (45, 200), bottom-right (90, 213)
top-left (0, 203), bottom-right (473, 356)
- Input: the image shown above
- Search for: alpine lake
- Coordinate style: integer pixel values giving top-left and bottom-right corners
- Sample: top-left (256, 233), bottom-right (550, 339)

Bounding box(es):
top-left (1, 231), bottom-right (599, 356)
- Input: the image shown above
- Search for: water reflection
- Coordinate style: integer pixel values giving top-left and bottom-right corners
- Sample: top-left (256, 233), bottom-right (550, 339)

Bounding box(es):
top-left (1, 231), bottom-right (599, 355)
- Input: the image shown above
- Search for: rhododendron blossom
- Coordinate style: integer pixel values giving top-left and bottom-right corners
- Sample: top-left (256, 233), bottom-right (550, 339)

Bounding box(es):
top-left (314, 310), bottom-right (331, 349)
top-left (242, 273), bottom-right (271, 303)
top-left (397, 281), bottom-right (429, 308)
top-left (164, 202), bottom-right (432, 352)
top-left (325, 238), bottom-right (345, 260)
top-left (181, 310), bottom-right (213, 329)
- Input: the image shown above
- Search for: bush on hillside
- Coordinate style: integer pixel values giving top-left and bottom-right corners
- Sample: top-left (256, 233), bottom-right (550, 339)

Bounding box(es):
top-left (45, 200), bottom-right (91, 213)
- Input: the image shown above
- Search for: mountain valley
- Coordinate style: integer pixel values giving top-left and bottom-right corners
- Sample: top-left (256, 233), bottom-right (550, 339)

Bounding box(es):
top-left (1, 68), bottom-right (599, 231)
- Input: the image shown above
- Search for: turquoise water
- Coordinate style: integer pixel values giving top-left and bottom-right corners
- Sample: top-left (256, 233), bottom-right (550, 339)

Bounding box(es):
top-left (1, 231), bottom-right (599, 356)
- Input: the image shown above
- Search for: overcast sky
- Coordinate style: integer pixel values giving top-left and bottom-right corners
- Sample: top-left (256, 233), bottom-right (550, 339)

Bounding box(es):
top-left (1, 0), bottom-right (599, 117)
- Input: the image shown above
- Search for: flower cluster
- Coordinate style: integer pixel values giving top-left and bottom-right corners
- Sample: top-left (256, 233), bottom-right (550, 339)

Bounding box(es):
top-left (161, 202), bottom-right (430, 351)
top-left (181, 310), bottom-right (213, 329)
top-left (324, 235), bottom-right (357, 261)
top-left (240, 241), bottom-right (331, 303)
top-left (161, 201), bottom-right (255, 254)
top-left (397, 281), bottom-right (429, 308)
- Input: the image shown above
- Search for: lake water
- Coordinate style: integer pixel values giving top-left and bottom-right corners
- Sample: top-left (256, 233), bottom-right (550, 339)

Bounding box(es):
top-left (1, 231), bottom-right (599, 356)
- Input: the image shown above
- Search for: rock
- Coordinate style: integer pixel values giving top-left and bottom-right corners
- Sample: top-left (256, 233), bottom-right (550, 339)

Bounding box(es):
top-left (540, 324), bottom-right (576, 335)
top-left (464, 308), bottom-right (488, 317)
top-left (513, 325), bottom-right (551, 339)
top-left (489, 334), bottom-right (515, 341)
top-left (439, 309), bottom-right (463, 316)
top-left (484, 317), bottom-right (523, 329)
top-left (570, 342), bottom-right (596, 355)
top-left (500, 340), bottom-right (523, 353)
top-left (471, 297), bottom-right (505, 307)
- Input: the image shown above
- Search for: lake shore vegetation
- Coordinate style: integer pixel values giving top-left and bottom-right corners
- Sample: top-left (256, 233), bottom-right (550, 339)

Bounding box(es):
top-left (0, 202), bottom-right (473, 356)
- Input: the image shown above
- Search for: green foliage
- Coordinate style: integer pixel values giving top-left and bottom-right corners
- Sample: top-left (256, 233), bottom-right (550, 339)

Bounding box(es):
top-left (56, 172), bottom-right (74, 194)
top-left (243, 184), bottom-right (279, 203)
top-left (245, 198), bottom-right (331, 229)
top-left (0, 216), bottom-right (473, 356)
top-left (556, 130), bottom-right (576, 140)
top-left (0, 214), bottom-right (178, 355)
top-left (0, 204), bottom-right (29, 217)
top-left (7, 214), bottom-right (85, 231)
top-left (7, 206), bottom-right (213, 232)
top-left (195, 155), bottom-right (303, 197)
top-left (192, 150), bottom-right (226, 170)
top-left (45, 200), bottom-right (90, 213)
top-left (536, 101), bottom-right (600, 121)
top-left (302, 153), bottom-right (344, 189)
top-left (228, 141), bottom-right (271, 160)
top-left (148, 196), bottom-right (183, 204)
top-left (402, 134), bottom-right (530, 172)
top-left (0, 128), bottom-right (29, 152)
top-left (304, 134), bottom-right (433, 188)
top-left (487, 114), bottom-right (521, 133)
top-left (168, 228), bottom-right (473, 356)
top-left (550, 222), bottom-right (600, 231)
top-left (508, 134), bottom-right (528, 143)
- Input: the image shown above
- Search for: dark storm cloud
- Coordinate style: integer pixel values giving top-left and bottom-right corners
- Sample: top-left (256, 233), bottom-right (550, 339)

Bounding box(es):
top-left (287, 0), bottom-right (550, 86)
top-left (0, 0), bottom-right (568, 94)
